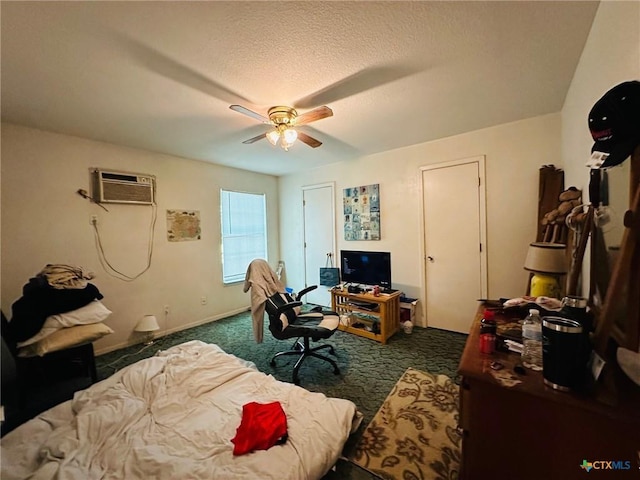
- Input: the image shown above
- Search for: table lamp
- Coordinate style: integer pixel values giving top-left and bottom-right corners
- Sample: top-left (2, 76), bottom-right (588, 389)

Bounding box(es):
top-left (524, 242), bottom-right (568, 298)
top-left (135, 314), bottom-right (160, 345)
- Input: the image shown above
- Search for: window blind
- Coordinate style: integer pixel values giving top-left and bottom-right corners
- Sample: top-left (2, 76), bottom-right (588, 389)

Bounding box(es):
top-left (220, 190), bottom-right (267, 283)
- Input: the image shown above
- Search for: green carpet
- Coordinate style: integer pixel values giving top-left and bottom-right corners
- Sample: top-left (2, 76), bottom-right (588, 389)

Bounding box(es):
top-left (96, 310), bottom-right (467, 479)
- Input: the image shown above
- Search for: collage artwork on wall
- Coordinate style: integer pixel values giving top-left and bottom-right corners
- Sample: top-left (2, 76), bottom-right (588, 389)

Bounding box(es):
top-left (343, 184), bottom-right (380, 240)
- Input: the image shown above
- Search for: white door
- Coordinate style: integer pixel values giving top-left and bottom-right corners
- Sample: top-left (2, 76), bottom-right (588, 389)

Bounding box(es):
top-left (303, 183), bottom-right (335, 306)
top-left (422, 157), bottom-right (487, 333)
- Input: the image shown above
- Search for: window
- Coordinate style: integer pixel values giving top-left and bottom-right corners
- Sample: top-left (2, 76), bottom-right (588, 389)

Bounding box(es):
top-left (220, 190), bottom-right (267, 284)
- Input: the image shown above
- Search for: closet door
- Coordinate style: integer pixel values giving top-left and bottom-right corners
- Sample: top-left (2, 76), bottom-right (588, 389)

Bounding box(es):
top-left (422, 157), bottom-right (487, 333)
top-left (303, 183), bottom-right (336, 307)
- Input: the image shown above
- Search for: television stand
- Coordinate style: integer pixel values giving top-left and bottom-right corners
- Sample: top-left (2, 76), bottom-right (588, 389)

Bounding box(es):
top-left (331, 287), bottom-right (401, 344)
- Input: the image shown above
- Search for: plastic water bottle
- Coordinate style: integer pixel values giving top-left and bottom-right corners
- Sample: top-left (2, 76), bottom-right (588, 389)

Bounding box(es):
top-left (521, 309), bottom-right (543, 371)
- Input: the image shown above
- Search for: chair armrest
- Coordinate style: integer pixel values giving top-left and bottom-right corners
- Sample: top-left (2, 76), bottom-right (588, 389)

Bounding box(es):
top-left (296, 285), bottom-right (318, 300)
top-left (274, 301), bottom-right (303, 316)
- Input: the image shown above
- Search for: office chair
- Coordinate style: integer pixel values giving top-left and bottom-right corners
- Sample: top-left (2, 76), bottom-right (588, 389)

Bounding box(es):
top-left (265, 285), bottom-right (340, 385)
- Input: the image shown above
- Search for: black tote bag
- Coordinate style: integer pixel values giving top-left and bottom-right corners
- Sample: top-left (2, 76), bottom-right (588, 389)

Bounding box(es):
top-left (319, 253), bottom-right (340, 286)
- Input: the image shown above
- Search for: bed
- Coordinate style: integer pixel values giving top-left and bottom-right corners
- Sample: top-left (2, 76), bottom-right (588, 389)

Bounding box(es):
top-left (1, 340), bottom-right (360, 480)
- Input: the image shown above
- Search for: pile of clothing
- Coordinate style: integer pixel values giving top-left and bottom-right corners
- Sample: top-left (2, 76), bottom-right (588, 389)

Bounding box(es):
top-left (5, 264), bottom-right (113, 356)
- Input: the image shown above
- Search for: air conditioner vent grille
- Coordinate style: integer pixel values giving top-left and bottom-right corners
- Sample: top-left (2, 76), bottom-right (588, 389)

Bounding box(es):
top-left (91, 169), bottom-right (155, 205)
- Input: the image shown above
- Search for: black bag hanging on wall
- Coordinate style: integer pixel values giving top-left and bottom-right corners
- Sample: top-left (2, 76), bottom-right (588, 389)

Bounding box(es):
top-left (319, 253), bottom-right (340, 286)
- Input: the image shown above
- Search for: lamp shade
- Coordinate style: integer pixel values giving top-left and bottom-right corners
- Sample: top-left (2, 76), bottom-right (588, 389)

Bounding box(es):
top-left (135, 315), bottom-right (160, 332)
top-left (524, 242), bottom-right (568, 274)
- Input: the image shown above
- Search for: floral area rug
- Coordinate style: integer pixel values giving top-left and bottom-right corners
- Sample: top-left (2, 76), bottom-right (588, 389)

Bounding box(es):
top-left (351, 367), bottom-right (461, 480)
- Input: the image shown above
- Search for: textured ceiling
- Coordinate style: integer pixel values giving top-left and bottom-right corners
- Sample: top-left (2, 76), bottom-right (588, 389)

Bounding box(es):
top-left (1, 1), bottom-right (599, 176)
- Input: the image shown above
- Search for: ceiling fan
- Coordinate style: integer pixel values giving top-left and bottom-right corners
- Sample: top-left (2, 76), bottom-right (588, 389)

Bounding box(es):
top-left (229, 105), bottom-right (333, 151)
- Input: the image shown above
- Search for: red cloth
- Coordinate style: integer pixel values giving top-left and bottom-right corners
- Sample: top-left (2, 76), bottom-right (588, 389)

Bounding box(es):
top-left (231, 401), bottom-right (288, 456)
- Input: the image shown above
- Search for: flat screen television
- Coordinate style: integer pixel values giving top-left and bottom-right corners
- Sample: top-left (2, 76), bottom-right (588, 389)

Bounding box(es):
top-left (340, 250), bottom-right (392, 289)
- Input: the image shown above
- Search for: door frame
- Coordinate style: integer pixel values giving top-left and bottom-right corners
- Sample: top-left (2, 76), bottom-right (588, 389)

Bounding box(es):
top-left (419, 156), bottom-right (488, 326)
top-left (302, 182), bottom-right (337, 293)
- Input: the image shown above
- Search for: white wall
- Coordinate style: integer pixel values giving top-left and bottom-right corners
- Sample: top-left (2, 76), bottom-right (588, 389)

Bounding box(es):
top-left (1, 123), bottom-right (280, 353)
top-left (562, 0), bottom-right (640, 191)
top-left (279, 2), bottom-right (639, 329)
top-left (561, 1), bottom-right (640, 297)
top-left (3, 2), bottom-right (634, 348)
top-left (279, 113), bottom-right (562, 327)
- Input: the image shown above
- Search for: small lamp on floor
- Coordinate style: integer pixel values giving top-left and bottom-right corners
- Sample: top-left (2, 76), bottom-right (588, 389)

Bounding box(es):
top-left (524, 242), bottom-right (568, 299)
top-left (135, 315), bottom-right (160, 346)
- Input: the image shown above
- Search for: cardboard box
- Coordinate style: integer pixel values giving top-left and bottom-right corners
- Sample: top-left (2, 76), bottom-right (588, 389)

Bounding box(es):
top-left (399, 296), bottom-right (418, 323)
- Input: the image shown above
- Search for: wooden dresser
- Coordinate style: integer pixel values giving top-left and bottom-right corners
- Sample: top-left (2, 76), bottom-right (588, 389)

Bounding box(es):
top-left (458, 305), bottom-right (640, 480)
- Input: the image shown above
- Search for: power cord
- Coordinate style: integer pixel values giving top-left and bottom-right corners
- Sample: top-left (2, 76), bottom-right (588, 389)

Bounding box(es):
top-left (76, 186), bottom-right (156, 281)
top-left (91, 203), bottom-right (157, 281)
top-left (101, 343), bottom-right (154, 371)
top-left (77, 189), bottom-right (109, 212)
top-left (101, 311), bottom-right (169, 374)
top-left (101, 335), bottom-right (166, 373)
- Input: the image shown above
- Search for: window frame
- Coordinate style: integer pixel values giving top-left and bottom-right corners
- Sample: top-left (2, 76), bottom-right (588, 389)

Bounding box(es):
top-left (220, 189), bottom-right (268, 285)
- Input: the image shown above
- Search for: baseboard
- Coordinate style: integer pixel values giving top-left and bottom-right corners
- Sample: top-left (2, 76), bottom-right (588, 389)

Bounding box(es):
top-left (94, 306), bottom-right (250, 356)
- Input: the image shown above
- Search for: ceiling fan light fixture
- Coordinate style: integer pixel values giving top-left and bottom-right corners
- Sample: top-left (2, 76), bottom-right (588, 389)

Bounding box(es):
top-left (283, 127), bottom-right (298, 144)
top-left (281, 140), bottom-right (294, 151)
top-left (231, 104), bottom-right (330, 150)
top-left (266, 130), bottom-right (280, 146)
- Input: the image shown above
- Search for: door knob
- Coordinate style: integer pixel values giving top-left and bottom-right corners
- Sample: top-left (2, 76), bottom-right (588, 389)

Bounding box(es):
top-left (427, 256), bottom-right (434, 262)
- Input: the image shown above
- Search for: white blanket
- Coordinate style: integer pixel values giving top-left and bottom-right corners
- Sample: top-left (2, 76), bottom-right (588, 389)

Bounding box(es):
top-left (1, 341), bottom-right (358, 480)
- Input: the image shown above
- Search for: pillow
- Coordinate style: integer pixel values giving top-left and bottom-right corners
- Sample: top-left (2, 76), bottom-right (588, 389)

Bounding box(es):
top-left (17, 323), bottom-right (114, 357)
top-left (17, 300), bottom-right (112, 348)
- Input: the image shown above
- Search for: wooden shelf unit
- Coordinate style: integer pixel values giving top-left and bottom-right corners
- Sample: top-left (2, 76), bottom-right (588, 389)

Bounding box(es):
top-left (331, 288), bottom-right (401, 344)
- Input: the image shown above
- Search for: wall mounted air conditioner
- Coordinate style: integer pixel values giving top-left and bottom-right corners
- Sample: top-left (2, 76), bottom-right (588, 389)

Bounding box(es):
top-left (91, 169), bottom-right (156, 205)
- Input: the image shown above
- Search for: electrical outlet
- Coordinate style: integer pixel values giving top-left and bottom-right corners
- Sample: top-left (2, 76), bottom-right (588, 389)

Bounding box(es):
top-left (200, 296), bottom-right (207, 305)
top-left (90, 214), bottom-right (98, 225)
top-left (164, 305), bottom-right (170, 314)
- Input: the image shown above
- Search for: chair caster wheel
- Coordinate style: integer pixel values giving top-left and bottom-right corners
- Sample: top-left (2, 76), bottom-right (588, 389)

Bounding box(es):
top-left (293, 378), bottom-right (300, 385)
top-left (270, 360), bottom-right (276, 367)
top-left (333, 368), bottom-right (340, 375)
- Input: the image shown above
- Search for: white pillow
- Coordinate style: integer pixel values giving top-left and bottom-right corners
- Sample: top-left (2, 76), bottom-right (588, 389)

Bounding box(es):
top-left (17, 323), bottom-right (114, 357)
top-left (17, 300), bottom-right (112, 348)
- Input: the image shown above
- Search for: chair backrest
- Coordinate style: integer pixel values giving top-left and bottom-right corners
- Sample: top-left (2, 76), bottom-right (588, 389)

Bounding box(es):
top-left (265, 292), bottom-right (300, 337)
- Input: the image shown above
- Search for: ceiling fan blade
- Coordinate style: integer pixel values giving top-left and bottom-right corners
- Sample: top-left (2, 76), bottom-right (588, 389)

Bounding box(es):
top-left (230, 105), bottom-right (270, 124)
top-left (242, 133), bottom-right (267, 144)
top-left (297, 132), bottom-right (322, 148)
top-left (294, 106), bottom-right (333, 126)
top-left (117, 34), bottom-right (249, 104)
top-left (295, 65), bottom-right (421, 109)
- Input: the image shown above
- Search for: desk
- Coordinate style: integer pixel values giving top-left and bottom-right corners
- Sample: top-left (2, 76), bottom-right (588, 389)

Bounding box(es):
top-left (458, 304), bottom-right (640, 480)
top-left (331, 289), bottom-right (400, 344)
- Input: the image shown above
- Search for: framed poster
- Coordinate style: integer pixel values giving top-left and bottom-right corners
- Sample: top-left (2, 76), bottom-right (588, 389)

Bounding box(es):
top-left (167, 210), bottom-right (201, 241)
top-left (343, 184), bottom-right (380, 240)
